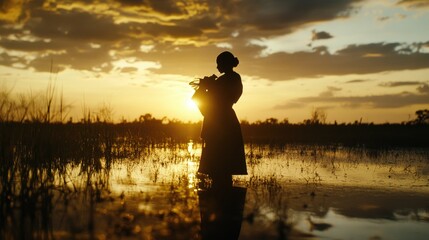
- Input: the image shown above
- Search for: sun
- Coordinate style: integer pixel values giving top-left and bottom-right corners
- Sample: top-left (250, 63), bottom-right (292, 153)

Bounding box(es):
top-left (186, 98), bottom-right (199, 111)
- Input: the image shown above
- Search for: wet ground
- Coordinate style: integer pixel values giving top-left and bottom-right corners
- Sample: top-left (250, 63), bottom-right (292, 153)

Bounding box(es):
top-left (1, 143), bottom-right (429, 239)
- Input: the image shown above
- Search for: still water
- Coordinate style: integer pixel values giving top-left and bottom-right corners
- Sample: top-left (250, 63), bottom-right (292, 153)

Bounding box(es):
top-left (1, 142), bottom-right (429, 239)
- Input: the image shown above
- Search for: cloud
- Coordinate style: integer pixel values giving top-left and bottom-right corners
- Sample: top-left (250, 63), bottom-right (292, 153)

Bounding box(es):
top-left (137, 22), bottom-right (204, 38)
top-left (377, 16), bottom-right (390, 22)
top-left (319, 86), bottom-right (342, 97)
top-left (379, 81), bottom-right (423, 87)
top-left (2, 0), bottom-right (428, 81)
top-left (417, 84), bottom-right (429, 93)
top-left (120, 66), bottom-right (138, 73)
top-left (311, 46), bottom-right (330, 55)
top-left (239, 42), bottom-right (429, 81)
top-left (27, 9), bottom-right (125, 42)
top-left (0, 1), bottom-right (221, 73)
top-left (279, 92), bottom-right (429, 109)
top-left (109, 41), bottom-right (429, 80)
top-left (139, 43), bottom-right (234, 77)
top-left (115, 0), bottom-right (184, 15)
top-left (311, 30), bottom-right (333, 41)
top-left (277, 85), bottom-right (429, 109)
top-left (345, 79), bottom-right (370, 84)
top-left (0, 51), bottom-right (23, 67)
top-left (232, 0), bottom-right (362, 34)
top-left (274, 101), bottom-right (306, 109)
top-left (336, 42), bottom-right (399, 56)
top-left (398, 0), bottom-right (429, 8)
top-left (0, 0), bottom-right (26, 23)
top-left (0, 38), bottom-right (66, 52)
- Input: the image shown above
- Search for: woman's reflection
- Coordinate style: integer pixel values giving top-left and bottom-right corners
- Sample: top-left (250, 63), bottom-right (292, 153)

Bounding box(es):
top-left (198, 186), bottom-right (246, 240)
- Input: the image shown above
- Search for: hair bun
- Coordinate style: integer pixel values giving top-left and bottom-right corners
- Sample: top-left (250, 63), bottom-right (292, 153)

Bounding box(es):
top-left (233, 57), bottom-right (239, 67)
top-left (217, 51), bottom-right (240, 68)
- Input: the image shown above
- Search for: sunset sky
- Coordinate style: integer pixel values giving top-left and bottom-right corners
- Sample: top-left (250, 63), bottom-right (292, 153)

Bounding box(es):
top-left (1, 0), bottom-right (429, 123)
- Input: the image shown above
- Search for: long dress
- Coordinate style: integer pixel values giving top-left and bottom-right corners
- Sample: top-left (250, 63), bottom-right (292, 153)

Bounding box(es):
top-left (192, 71), bottom-right (247, 177)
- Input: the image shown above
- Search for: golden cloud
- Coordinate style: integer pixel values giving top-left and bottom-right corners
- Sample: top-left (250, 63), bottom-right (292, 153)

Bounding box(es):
top-left (0, 0), bottom-right (27, 23)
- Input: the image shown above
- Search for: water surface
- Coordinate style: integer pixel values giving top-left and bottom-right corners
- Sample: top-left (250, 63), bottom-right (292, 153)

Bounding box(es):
top-left (1, 143), bottom-right (429, 239)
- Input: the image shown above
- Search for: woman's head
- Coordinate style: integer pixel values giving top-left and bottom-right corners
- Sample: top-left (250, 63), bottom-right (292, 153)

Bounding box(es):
top-left (216, 51), bottom-right (239, 73)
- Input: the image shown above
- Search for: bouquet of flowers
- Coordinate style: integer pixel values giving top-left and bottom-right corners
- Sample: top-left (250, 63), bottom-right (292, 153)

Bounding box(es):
top-left (189, 74), bottom-right (217, 90)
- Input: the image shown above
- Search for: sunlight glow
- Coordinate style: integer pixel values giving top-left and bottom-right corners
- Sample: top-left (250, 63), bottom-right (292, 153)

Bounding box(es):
top-left (186, 98), bottom-right (199, 112)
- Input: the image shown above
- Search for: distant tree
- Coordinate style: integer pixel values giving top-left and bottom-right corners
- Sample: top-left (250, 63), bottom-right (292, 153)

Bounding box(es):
top-left (120, 116), bottom-right (127, 124)
top-left (240, 119), bottom-right (250, 125)
top-left (264, 117), bottom-right (278, 125)
top-left (304, 108), bottom-right (327, 125)
top-left (254, 120), bottom-right (263, 125)
top-left (280, 118), bottom-right (290, 125)
top-left (167, 118), bottom-right (182, 124)
top-left (139, 113), bottom-right (153, 122)
top-left (161, 116), bottom-right (169, 124)
top-left (413, 109), bottom-right (429, 124)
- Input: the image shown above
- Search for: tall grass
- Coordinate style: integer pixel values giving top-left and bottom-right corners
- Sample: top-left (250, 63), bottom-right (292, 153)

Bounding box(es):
top-left (0, 83), bottom-right (71, 124)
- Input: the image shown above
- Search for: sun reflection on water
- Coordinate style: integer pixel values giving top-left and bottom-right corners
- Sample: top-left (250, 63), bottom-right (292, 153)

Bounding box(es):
top-left (186, 140), bottom-right (199, 189)
top-left (187, 161), bottom-right (198, 189)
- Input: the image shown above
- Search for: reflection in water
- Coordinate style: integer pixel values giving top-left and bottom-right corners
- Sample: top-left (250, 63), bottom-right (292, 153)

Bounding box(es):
top-left (198, 186), bottom-right (246, 240)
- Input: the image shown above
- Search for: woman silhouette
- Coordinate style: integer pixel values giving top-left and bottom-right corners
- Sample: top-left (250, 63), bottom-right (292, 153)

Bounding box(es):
top-left (192, 51), bottom-right (247, 187)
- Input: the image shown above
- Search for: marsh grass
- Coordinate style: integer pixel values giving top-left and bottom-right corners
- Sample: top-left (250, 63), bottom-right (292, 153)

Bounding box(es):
top-left (1, 133), bottom-right (429, 239)
top-left (0, 115), bottom-right (204, 239)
